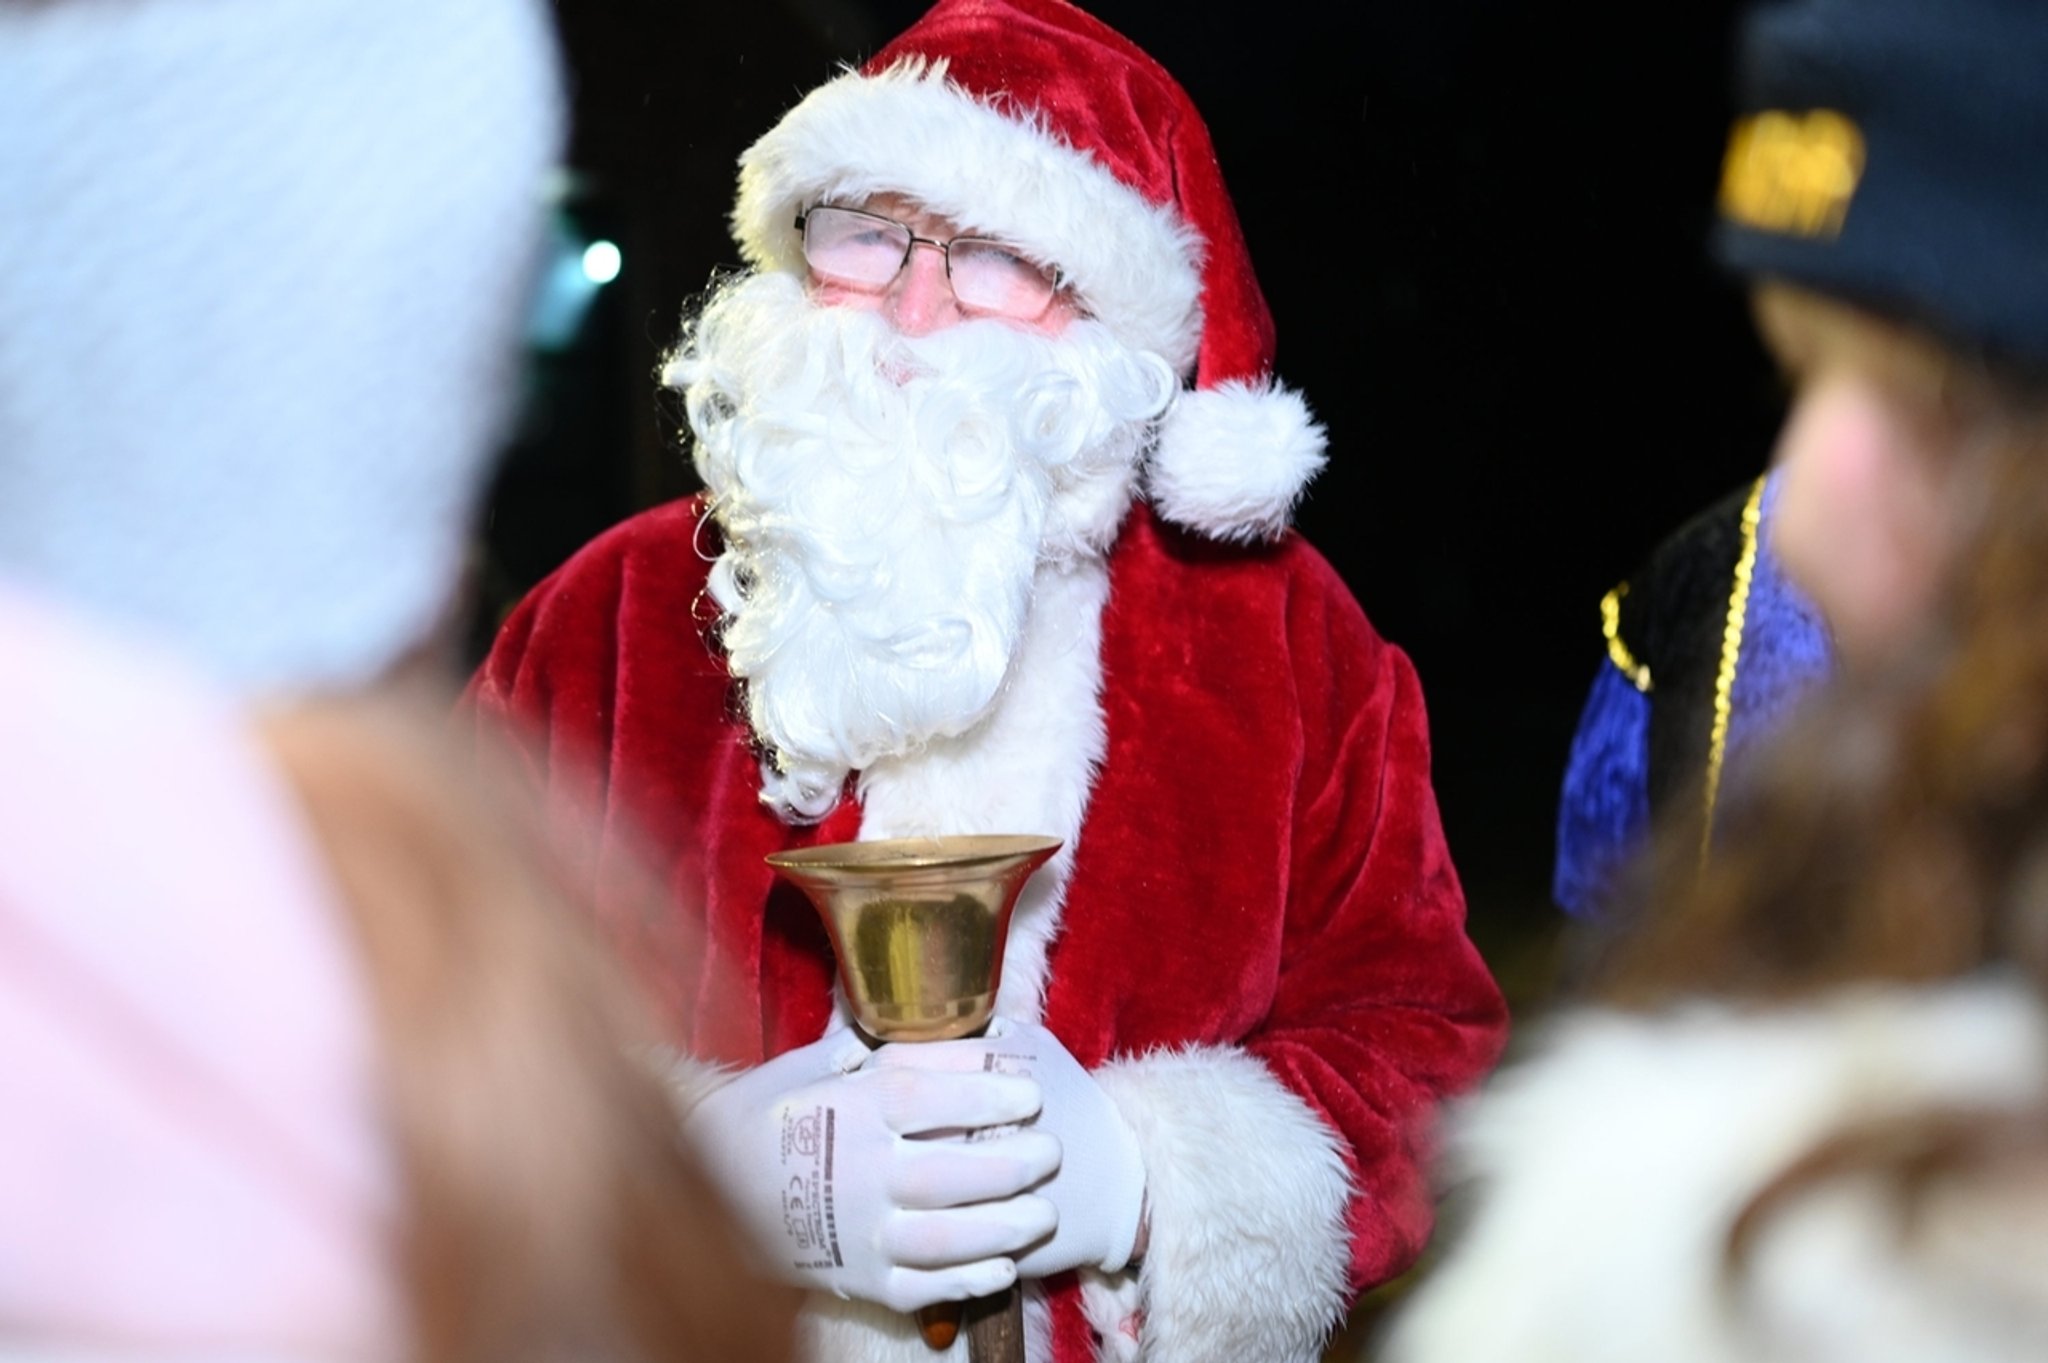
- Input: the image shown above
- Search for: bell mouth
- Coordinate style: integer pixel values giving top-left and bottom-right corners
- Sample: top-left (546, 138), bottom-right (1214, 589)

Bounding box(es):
top-left (767, 834), bottom-right (1063, 1044)
top-left (767, 834), bottom-right (1062, 874)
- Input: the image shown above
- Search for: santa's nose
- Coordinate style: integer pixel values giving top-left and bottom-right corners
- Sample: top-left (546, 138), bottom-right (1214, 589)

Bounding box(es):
top-left (883, 240), bottom-right (963, 336)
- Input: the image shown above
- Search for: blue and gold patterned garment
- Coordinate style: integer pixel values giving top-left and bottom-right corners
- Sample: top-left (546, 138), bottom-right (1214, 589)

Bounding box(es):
top-left (1554, 472), bottom-right (1835, 917)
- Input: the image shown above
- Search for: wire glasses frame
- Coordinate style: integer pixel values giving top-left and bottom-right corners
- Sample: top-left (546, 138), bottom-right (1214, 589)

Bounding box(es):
top-left (795, 204), bottom-right (1067, 321)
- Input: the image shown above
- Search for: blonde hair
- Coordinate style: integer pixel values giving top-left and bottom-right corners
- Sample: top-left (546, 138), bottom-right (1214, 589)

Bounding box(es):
top-left (258, 687), bottom-right (796, 1363)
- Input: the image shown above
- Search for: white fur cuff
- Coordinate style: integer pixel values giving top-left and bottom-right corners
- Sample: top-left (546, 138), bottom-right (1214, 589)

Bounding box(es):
top-left (1094, 1045), bottom-right (1354, 1362)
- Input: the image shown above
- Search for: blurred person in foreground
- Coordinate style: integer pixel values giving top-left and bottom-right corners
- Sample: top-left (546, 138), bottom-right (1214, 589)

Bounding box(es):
top-left (469, 0), bottom-right (1508, 1357)
top-left (1383, 2), bottom-right (2048, 1360)
top-left (0, 2), bottom-right (791, 1360)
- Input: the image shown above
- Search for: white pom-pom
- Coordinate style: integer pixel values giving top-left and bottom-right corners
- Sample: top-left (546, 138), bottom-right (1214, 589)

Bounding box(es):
top-left (1146, 380), bottom-right (1328, 543)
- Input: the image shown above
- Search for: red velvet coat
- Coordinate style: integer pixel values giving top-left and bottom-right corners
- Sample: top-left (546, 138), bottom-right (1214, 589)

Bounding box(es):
top-left (471, 496), bottom-right (1506, 1362)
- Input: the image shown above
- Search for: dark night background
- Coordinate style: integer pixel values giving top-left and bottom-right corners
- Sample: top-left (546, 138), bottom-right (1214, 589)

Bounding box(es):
top-left (482, 0), bottom-right (1790, 1016)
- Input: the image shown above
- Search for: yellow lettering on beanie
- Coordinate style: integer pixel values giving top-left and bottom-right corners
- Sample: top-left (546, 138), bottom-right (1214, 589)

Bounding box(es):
top-left (1719, 109), bottom-right (1866, 239)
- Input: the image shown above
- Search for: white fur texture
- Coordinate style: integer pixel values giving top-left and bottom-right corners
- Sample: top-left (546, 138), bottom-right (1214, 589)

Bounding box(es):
top-left (1093, 1046), bottom-right (1356, 1362)
top-left (1079, 1268), bottom-right (1144, 1362)
top-left (734, 60), bottom-right (1204, 376)
top-left (660, 1050), bottom-right (737, 1116)
top-left (1147, 380), bottom-right (1328, 544)
top-left (1382, 977), bottom-right (2048, 1363)
top-left (670, 273), bottom-right (1168, 821)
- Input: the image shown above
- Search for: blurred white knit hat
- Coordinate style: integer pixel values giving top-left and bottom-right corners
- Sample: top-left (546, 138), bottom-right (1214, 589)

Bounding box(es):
top-left (0, 0), bottom-right (565, 692)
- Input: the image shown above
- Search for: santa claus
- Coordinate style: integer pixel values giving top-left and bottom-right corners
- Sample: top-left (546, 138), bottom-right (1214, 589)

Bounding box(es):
top-left (471, 1), bottom-right (1507, 1359)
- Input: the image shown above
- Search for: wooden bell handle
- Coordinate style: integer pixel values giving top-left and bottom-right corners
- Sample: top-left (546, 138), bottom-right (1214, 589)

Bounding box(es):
top-left (964, 1284), bottom-right (1026, 1362)
top-left (909, 1010), bottom-right (1023, 1359)
top-left (913, 1285), bottom-right (1023, 1360)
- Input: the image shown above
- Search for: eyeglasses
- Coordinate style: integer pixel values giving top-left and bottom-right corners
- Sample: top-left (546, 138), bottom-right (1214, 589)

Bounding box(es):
top-left (796, 204), bottom-right (1066, 321)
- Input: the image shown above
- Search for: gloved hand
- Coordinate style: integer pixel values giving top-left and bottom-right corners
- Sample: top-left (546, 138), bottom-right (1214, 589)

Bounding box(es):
top-left (866, 1019), bottom-right (1147, 1277)
top-left (683, 1028), bottom-right (1062, 1313)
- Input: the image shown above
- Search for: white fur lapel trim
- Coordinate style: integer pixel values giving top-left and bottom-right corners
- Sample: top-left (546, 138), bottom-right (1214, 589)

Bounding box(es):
top-left (733, 61), bottom-right (1203, 376)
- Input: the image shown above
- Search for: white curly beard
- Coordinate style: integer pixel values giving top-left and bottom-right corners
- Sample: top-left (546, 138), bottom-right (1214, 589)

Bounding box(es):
top-left (664, 271), bottom-right (1176, 822)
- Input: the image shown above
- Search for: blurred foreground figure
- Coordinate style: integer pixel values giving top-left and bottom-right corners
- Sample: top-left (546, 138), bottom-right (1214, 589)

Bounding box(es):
top-left (472, 0), bottom-right (1507, 1357)
top-left (0, 590), bottom-right (792, 1363)
top-left (0, 2), bottom-right (791, 1360)
top-left (1387, 1), bottom-right (2048, 1359)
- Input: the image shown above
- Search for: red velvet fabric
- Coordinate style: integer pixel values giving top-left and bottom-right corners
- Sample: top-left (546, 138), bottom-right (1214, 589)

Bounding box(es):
top-left (469, 497), bottom-right (1507, 1348)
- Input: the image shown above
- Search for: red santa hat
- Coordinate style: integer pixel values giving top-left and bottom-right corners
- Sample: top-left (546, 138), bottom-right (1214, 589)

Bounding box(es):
top-left (731, 0), bottom-right (1327, 543)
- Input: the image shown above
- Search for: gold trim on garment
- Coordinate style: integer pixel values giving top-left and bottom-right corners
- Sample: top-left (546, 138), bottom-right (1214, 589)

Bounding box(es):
top-left (1700, 475), bottom-right (1768, 870)
top-left (1601, 584), bottom-right (1653, 693)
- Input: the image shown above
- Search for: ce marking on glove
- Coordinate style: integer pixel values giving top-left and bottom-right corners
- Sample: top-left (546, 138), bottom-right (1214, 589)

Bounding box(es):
top-left (979, 1050), bottom-right (1038, 1078)
top-left (965, 1049), bottom-right (1040, 1143)
top-left (780, 1103), bottom-right (845, 1271)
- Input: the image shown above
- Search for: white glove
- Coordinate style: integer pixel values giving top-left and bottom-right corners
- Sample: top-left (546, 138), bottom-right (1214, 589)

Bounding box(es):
top-left (682, 1028), bottom-right (1062, 1313)
top-left (867, 1019), bottom-right (1147, 1277)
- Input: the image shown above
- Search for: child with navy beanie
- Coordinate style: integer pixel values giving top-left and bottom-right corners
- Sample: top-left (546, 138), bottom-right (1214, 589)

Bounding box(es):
top-left (1388, 3), bottom-right (2048, 1359)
